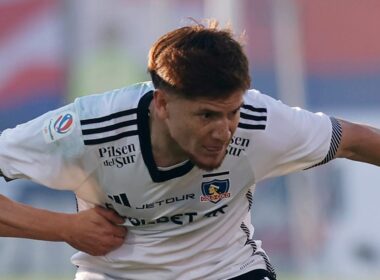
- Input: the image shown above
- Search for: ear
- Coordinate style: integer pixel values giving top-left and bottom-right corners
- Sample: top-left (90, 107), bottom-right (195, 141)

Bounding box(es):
top-left (153, 89), bottom-right (169, 119)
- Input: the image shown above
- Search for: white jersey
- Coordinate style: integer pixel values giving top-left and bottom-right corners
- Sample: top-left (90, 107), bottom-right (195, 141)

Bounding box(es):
top-left (0, 82), bottom-right (342, 280)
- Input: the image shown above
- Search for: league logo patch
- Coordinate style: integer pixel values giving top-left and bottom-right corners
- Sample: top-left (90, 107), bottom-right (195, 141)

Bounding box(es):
top-left (200, 179), bottom-right (231, 204)
top-left (54, 113), bottom-right (74, 134)
top-left (43, 111), bottom-right (76, 143)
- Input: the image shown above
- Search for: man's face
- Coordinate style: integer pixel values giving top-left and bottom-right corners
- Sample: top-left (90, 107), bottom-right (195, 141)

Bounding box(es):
top-left (158, 90), bottom-right (244, 171)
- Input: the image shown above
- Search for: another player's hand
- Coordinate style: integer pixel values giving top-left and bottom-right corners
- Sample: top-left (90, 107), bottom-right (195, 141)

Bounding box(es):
top-left (61, 206), bottom-right (127, 256)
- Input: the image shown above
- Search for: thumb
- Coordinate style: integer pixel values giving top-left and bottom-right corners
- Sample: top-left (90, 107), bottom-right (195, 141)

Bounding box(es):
top-left (94, 206), bottom-right (125, 225)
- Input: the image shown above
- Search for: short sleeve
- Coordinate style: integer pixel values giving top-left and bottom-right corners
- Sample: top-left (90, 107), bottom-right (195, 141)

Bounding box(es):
top-left (0, 103), bottom-right (94, 190)
top-left (243, 90), bottom-right (340, 182)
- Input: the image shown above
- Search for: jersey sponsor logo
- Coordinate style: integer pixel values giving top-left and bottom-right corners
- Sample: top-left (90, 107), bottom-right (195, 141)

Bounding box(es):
top-left (204, 204), bottom-right (228, 217)
top-left (135, 193), bottom-right (195, 209)
top-left (105, 193), bottom-right (196, 210)
top-left (200, 179), bottom-right (231, 204)
top-left (122, 205), bottom-right (229, 227)
top-left (43, 111), bottom-right (76, 143)
top-left (127, 212), bottom-right (198, 226)
top-left (99, 144), bottom-right (137, 167)
top-left (227, 136), bottom-right (250, 157)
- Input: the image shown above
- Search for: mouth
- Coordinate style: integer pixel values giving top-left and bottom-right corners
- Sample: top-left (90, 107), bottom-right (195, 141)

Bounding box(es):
top-left (203, 145), bottom-right (225, 155)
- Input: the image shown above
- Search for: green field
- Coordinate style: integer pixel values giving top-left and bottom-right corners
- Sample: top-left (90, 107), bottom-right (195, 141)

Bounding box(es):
top-left (3, 276), bottom-right (380, 280)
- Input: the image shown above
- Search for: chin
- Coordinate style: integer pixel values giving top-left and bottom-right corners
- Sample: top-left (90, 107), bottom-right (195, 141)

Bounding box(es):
top-left (190, 156), bottom-right (225, 171)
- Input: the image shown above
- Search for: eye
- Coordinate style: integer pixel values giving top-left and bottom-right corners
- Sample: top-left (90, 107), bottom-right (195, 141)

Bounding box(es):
top-left (228, 108), bottom-right (240, 119)
top-left (202, 112), bottom-right (212, 119)
top-left (197, 110), bottom-right (214, 120)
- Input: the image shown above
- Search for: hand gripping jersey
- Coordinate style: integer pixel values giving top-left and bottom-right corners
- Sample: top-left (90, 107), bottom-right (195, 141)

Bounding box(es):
top-left (0, 82), bottom-right (342, 280)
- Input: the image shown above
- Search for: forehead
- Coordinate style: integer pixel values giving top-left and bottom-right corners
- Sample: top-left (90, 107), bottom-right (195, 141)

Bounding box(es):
top-left (182, 91), bottom-right (245, 110)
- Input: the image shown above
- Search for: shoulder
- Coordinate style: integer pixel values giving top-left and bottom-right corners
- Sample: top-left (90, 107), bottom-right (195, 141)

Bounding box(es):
top-left (72, 82), bottom-right (154, 146)
top-left (242, 89), bottom-right (285, 113)
top-left (238, 89), bottom-right (274, 133)
top-left (74, 81), bottom-right (154, 120)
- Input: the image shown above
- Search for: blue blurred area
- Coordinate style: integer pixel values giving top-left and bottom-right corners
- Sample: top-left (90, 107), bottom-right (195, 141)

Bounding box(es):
top-left (307, 73), bottom-right (380, 109)
top-left (0, 94), bottom-right (63, 130)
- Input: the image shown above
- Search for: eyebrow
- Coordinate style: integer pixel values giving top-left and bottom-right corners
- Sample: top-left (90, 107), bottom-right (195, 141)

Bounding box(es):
top-left (198, 102), bottom-right (244, 114)
top-left (236, 102), bottom-right (244, 111)
top-left (229, 102), bottom-right (244, 113)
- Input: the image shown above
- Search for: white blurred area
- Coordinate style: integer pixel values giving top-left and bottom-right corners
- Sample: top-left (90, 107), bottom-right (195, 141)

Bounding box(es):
top-left (1, 0), bottom-right (380, 279)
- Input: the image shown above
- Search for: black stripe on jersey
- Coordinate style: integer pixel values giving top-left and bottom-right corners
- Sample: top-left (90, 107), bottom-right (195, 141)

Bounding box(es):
top-left (202, 171), bottom-right (230, 178)
top-left (240, 222), bottom-right (257, 252)
top-left (241, 104), bottom-right (267, 113)
top-left (83, 130), bottom-right (138, 145)
top-left (238, 123), bottom-right (266, 130)
top-left (307, 117), bottom-right (343, 169)
top-left (240, 111), bottom-right (267, 121)
top-left (80, 109), bottom-right (138, 145)
top-left (238, 104), bottom-right (267, 130)
top-left (82, 119), bottom-right (138, 135)
top-left (80, 108), bottom-right (137, 125)
top-left (255, 252), bottom-right (277, 279)
top-left (240, 222), bottom-right (277, 279)
top-left (246, 190), bottom-right (253, 211)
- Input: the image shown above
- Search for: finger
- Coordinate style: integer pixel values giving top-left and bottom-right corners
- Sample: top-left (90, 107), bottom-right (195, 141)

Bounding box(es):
top-left (112, 225), bottom-right (127, 238)
top-left (111, 235), bottom-right (125, 245)
top-left (94, 206), bottom-right (125, 224)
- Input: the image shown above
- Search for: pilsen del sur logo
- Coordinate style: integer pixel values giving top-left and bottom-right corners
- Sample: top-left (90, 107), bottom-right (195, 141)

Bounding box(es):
top-left (200, 179), bottom-right (231, 204)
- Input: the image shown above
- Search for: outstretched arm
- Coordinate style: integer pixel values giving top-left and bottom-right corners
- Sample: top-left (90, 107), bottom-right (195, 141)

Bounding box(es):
top-left (0, 195), bottom-right (127, 256)
top-left (335, 119), bottom-right (380, 166)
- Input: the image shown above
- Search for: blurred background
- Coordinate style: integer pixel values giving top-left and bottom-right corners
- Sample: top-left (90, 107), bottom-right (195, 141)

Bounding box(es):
top-left (1, 0), bottom-right (380, 279)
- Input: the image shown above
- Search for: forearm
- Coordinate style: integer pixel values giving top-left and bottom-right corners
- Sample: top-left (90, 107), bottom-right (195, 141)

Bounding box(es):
top-left (0, 195), bottom-right (127, 255)
top-left (336, 120), bottom-right (380, 166)
top-left (0, 195), bottom-right (68, 241)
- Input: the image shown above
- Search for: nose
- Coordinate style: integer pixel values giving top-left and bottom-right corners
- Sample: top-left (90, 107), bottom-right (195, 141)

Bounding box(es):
top-left (211, 118), bottom-right (232, 142)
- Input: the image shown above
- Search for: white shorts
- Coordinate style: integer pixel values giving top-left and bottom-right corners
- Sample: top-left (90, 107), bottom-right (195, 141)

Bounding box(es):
top-left (75, 267), bottom-right (118, 280)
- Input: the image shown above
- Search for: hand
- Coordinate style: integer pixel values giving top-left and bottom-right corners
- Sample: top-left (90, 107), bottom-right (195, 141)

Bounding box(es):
top-left (61, 206), bottom-right (127, 256)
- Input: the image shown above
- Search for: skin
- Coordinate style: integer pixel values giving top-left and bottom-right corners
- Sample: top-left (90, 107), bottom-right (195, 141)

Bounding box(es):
top-left (150, 89), bottom-right (244, 171)
top-left (336, 120), bottom-right (380, 166)
top-left (0, 195), bottom-right (127, 256)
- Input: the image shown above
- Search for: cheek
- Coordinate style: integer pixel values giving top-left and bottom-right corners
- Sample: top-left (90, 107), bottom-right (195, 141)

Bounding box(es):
top-left (168, 117), bottom-right (196, 142)
top-left (175, 121), bottom-right (206, 147)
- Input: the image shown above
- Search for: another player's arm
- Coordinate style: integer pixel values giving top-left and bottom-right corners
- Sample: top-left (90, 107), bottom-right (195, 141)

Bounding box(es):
top-left (0, 194), bottom-right (127, 255)
top-left (335, 119), bottom-right (380, 166)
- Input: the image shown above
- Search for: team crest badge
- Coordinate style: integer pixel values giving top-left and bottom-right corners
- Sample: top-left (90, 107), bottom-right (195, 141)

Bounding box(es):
top-left (200, 179), bottom-right (231, 204)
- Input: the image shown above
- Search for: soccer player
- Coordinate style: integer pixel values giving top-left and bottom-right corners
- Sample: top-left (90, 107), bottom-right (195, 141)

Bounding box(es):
top-left (1, 20), bottom-right (380, 280)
